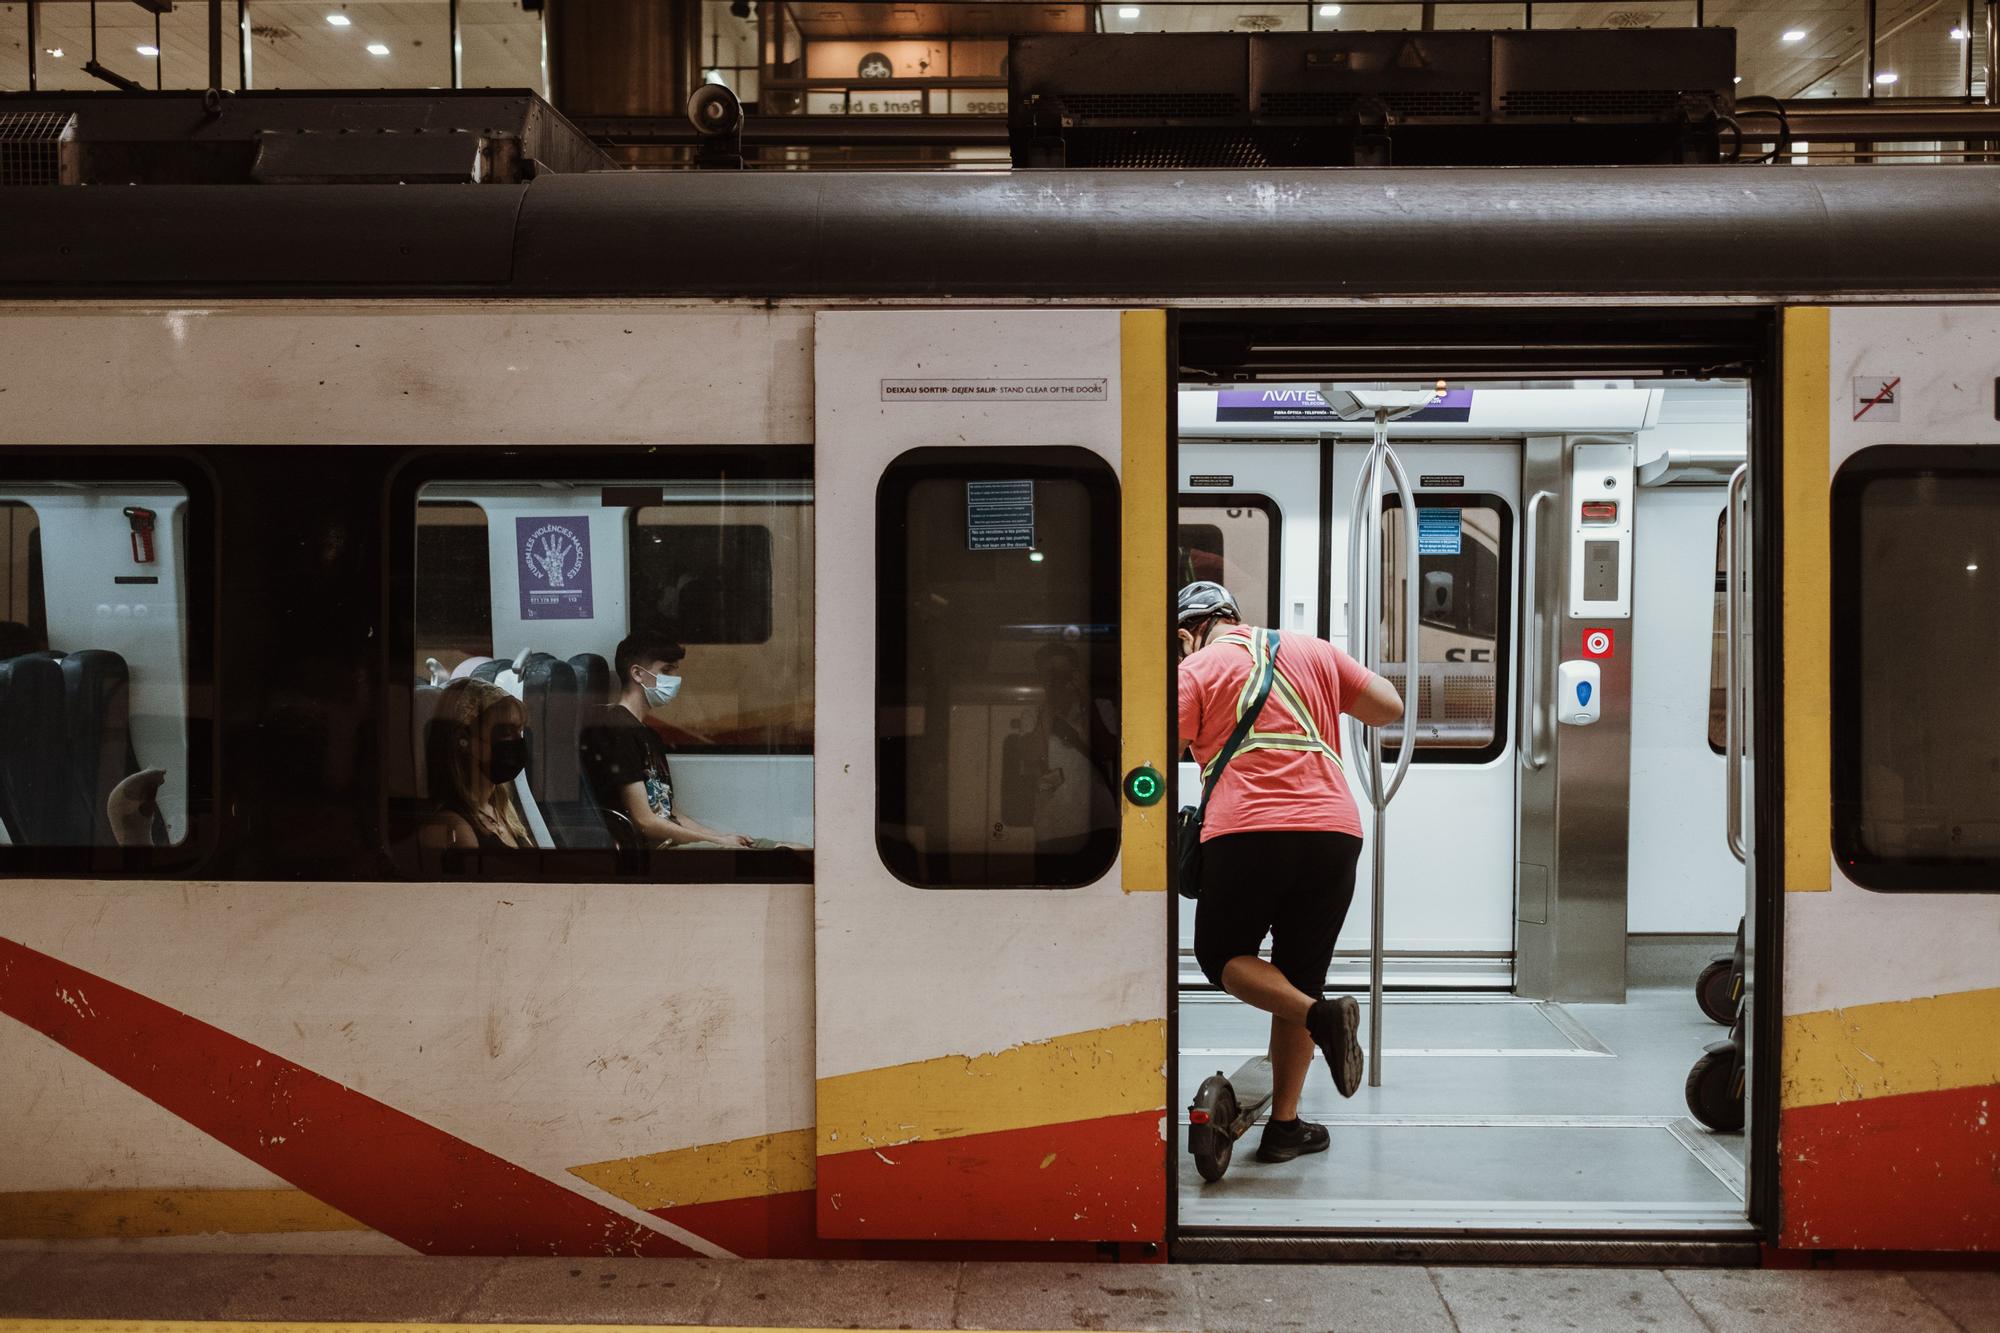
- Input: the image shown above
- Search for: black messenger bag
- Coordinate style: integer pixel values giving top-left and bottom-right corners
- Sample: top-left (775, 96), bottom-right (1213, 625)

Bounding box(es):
top-left (1175, 629), bottom-right (1278, 900)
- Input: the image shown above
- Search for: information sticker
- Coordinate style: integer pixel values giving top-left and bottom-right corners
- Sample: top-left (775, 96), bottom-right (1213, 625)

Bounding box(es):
top-left (517, 517), bottom-right (595, 620)
top-left (1417, 507), bottom-right (1463, 556)
top-left (967, 479), bottom-right (1036, 551)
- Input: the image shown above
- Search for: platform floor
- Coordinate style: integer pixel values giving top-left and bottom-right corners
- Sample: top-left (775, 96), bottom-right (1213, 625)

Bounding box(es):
top-left (1178, 987), bottom-right (1746, 1232)
top-left (3, 1254), bottom-right (1998, 1331)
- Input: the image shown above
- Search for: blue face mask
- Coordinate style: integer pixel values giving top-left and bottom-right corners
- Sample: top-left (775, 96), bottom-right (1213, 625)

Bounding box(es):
top-left (638, 667), bottom-right (682, 709)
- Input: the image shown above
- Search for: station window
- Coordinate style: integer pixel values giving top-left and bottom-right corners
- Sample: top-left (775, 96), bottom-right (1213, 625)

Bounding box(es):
top-left (1833, 447), bottom-right (2000, 891)
top-left (1176, 496), bottom-right (1281, 628)
top-left (0, 465), bottom-right (207, 869)
top-left (388, 452), bottom-right (812, 883)
top-left (877, 448), bottom-right (1121, 889)
top-left (1377, 494), bottom-right (1512, 763)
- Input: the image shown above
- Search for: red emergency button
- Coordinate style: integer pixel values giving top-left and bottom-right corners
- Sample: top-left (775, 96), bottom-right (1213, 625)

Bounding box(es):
top-left (1581, 500), bottom-right (1619, 524)
top-left (1583, 627), bottom-right (1615, 658)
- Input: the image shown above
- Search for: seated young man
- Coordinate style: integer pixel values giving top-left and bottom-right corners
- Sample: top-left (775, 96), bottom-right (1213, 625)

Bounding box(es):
top-left (579, 630), bottom-right (765, 851)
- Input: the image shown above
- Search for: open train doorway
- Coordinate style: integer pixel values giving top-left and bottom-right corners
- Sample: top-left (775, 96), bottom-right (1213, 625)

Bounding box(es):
top-left (1171, 311), bottom-right (1769, 1249)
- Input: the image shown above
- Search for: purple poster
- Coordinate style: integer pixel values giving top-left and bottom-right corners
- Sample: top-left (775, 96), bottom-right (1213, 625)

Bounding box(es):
top-left (1213, 387), bottom-right (1474, 423)
top-left (517, 516), bottom-right (594, 620)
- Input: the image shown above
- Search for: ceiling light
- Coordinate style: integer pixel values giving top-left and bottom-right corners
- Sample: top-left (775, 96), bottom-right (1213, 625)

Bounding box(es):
top-left (1875, 70), bottom-right (1898, 84)
top-left (1319, 3), bottom-right (1341, 13)
top-left (326, 13), bottom-right (351, 25)
top-left (367, 42), bottom-right (391, 55)
top-left (1029, 551), bottom-right (1046, 563)
top-left (1733, 75), bottom-right (1742, 83)
top-left (44, 47), bottom-right (63, 58)
top-left (1967, 562), bottom-right (1980, 572)
top-left (1781, 29), bottom-right (1806, 41)
top-left (1118, 6), bottom-right (1141, 17)
top-left (137, 44), bottom-right (160, 57)
top-left (1952, 25), bottom-right (1971, 38)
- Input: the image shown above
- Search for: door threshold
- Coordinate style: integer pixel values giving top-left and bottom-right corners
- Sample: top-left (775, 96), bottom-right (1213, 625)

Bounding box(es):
top-left (1171, 1230), bottom-right (1763, 1266)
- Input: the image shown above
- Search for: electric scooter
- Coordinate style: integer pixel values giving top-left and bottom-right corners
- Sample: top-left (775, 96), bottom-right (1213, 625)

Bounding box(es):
top-left (1187, 1055), bottom-right (1274, 1183)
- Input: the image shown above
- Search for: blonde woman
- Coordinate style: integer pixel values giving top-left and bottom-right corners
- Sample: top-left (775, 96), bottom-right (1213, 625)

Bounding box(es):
top-left (423, 677), bottom-right (533, 855)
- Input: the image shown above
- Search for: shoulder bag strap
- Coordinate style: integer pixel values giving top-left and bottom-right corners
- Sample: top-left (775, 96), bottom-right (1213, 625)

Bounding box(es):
top-left (1195, 628), bottom-right (1279, 816)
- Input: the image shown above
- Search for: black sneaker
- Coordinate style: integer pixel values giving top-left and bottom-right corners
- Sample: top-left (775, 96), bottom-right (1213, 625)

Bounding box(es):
top-left (1255, 1116), bottom-right (1330, 1163)
top-left (1308, 995), bottom-right (1365, 1097)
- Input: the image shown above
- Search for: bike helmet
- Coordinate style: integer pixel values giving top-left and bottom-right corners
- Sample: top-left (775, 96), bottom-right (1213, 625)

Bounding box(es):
top-left (1176, 580), bottom-right (1241, 627)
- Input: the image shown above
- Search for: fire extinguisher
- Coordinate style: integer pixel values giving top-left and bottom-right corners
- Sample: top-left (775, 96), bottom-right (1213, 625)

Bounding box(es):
top-left (123, 506), bottom-right (157, 564)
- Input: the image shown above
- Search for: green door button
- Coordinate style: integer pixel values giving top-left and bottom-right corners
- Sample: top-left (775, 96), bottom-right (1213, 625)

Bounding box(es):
top-left (1124, 765), bottom-right (1165, 807)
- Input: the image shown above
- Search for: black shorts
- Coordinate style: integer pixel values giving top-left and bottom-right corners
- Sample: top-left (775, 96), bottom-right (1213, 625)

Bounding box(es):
top-left (1192, 830), bottom-right (1364, 995)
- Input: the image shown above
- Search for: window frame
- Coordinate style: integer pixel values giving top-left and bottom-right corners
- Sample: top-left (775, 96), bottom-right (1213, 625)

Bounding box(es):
top-left (1378, 490), bottom-right (1515, 767)
top-left (1176, 492), bottom-right (1283, 629)
top-left (0, 449), bottom-right (216, 876)
top-left (385, 446), bottom-right (814, 885)
top-left (875, 445), bottom-right (1122, 891)
top-left (1831, 443), bottom-right (2000, 893)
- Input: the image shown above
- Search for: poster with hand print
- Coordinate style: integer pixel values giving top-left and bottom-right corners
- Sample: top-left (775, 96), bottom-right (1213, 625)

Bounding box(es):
top-left (517, 516), bottom-right (594, 620)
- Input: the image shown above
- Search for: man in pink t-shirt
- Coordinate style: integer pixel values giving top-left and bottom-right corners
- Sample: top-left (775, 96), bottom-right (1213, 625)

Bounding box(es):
top-left (1177, 580), bottom-right (1404, 1164)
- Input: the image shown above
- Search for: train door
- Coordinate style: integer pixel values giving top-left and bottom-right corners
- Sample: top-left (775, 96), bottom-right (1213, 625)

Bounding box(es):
top-left (809, 309), bottom-right (1172, 1244)
top-left (1175, 371), bottom-right (1756, 1242)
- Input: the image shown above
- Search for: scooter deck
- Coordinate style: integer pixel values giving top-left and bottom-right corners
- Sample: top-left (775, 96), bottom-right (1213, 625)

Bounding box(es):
top-left (1226, 1055), bottom-right (1274, 1140)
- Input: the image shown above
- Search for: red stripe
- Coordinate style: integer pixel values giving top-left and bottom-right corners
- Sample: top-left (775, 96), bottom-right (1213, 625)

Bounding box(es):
top-left (0, 936), bottom-right (697, 1256)
top-left (1782, 1082), bottom-right (2000, 1251)
top-left (816, 1109), bottom-right (1166, 1242)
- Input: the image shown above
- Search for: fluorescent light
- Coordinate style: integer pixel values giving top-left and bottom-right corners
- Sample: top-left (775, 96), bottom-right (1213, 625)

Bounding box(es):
top-left (1781, 29), bottom-right (1806, 41)
top-left (1029, 551), bottom-right (1046, 563)
top-left (1875, 70), bottom-right (1898, 84)
top-left (1318, 3), bottom-right (1341, 13)
top-left (1967, 563), bottom-right (1980, 572)
top-left (326, 12), bottom-right (351, 25)
top-left (1952, 25), bottom-right (1971, 38)
top-left (45, 47), bottom-right (63, 58)
top-left (136, 44), bottom-right (160, 57)
top-left (1118, 5), bottom-right (1141, 17)
top-left (1733, 75), bottom-right (1743, 83)
top-left (366, 42), bottom-right (391, 55)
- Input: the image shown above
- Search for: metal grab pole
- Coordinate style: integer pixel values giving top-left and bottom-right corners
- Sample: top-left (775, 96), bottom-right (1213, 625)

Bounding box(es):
top-left (1363, 426), bottom-right (1388, 1089)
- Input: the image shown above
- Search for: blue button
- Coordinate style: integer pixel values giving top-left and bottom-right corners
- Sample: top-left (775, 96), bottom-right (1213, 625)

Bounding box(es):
top-left (1577, 681), bottom-right (1593, 707)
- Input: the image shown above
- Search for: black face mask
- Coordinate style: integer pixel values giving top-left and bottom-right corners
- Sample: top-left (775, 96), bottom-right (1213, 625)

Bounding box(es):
top-left (486, 735), bottom-right (527, 786)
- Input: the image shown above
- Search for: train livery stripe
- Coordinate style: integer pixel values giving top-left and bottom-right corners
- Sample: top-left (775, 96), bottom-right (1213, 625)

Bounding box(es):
top-left (0, 1188), bottom-right (367, 1240)
top-left (815, 1020), bottom-right (1166, 1153)
top-left (1119, 307), bottom-right (1170, 892)
top-left (0, 937), bottom-right (703, 1256)
top-left (572, 1129), bottom-right (817, 1212)
top-left (1781, 1082), bottom-right (2000, 1250)
top-left (1781, 985), bottom-right (2000, 1110)
top-left (1781, 305), bottom-right (1832, 893)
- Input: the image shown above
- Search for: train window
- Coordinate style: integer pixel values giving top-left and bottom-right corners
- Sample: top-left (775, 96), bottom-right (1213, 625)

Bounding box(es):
top-left (1708, 511), bottom-right (1727, 755)
top-left (0, 466), bottom-right (209, 869)
top-left (1833, 447), bottom-right (2000, 891)
top-left (1378, 495), bottom-right (1513, 764)
top-left (877, 447), bottom-right (1120, 889)
top-left (1176, 496), bottom-right (1281, 628)
top-left (387, 451), bottom-right (813, 883)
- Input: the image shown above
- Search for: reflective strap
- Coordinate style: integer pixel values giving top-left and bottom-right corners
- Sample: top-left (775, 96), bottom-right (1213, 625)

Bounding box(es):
top-left (1201, 629), bottom-right (1344, 777)
top-left (1234, 732), bottom-right (1346, 771)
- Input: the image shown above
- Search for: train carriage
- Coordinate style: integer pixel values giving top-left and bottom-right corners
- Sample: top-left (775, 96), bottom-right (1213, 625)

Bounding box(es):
top-left (0, 165), bottom-right (1996, 1261)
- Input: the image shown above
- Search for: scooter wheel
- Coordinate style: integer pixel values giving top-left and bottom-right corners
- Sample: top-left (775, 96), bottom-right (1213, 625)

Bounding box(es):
top-left (1696, 957), bottom-right (1736, 1026)
top-left (1684, 1047), bottom-right (1744, 1132)
top-left (1189, 1073), bottom-right (1240, 1184)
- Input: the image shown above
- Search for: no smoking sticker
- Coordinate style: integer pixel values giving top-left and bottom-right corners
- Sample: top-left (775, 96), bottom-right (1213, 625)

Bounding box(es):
top-left (1853, 375), bottom-right (1901, 422)
top-left (1583, 627), bottom-right (1615, 658)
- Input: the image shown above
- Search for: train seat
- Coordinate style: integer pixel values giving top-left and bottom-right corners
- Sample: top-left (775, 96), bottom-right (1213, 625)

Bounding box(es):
top-left (520, 652), bottom-right (611, 850)
top-left (0, 653), bottom-right (70, 844)
top-left (58, 649), bottom-right (143, 846)
top-left (568, 652), bottom-right (613, 710)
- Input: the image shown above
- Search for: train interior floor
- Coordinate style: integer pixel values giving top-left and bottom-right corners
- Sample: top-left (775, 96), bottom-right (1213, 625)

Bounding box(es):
top-left (2, 1254), bottom-right (1998, 1332)
top-left (1177, 987), bottom-right (1748, 1232)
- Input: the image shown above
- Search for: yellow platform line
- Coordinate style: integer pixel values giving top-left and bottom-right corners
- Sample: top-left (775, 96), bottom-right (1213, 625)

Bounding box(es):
top-left (0, 1324), bottom-right (1174, 1333)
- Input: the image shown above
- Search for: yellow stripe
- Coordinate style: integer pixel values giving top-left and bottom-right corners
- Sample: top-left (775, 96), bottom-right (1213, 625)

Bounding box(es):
top-left (1782, 986), bottom-right (2000, 1109)
top-left (569, 1128), bottom-right (816, 1212)
top-left (0, 1325), bottom-right (1143, 1333)
top-left (817, 1019), bottom-right (1166, 1154)
top-left (1783, 306), bottom-right (1832, 892)
top-left (1119, 309), bottom-right (1169, 892)
top-left (0, 1189), bottom-right (366, 1241)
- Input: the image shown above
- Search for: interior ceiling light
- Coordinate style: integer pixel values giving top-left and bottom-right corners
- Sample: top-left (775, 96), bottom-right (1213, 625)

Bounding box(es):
top-left (1781, 28), bottom-right (1806, 41)
top-left (326, 12), bottom-right (351, 25)
top-left (1952, 25), bottom-right (1971, 38)
top-left (1118, 6), bottom-right (1141, 16)
top-left (1875, 70), bottom-right (1898, 83)
top-left (44, 47), bottom-right (63, 58)
top-left (1319, 4), bottom-right (1341, 13)
top-left (136, 44), bottom-right (160, 56)
top-left (367, 42), bottom-right (391, 55)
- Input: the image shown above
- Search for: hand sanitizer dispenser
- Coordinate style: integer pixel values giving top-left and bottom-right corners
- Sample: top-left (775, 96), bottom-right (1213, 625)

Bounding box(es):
top-left (1558, 660), bottom-right (1602, 726)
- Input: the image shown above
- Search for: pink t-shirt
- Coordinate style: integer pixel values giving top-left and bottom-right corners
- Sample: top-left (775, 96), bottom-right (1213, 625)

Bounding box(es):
top-left (1177, 627), bottom-right (1377, 840)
